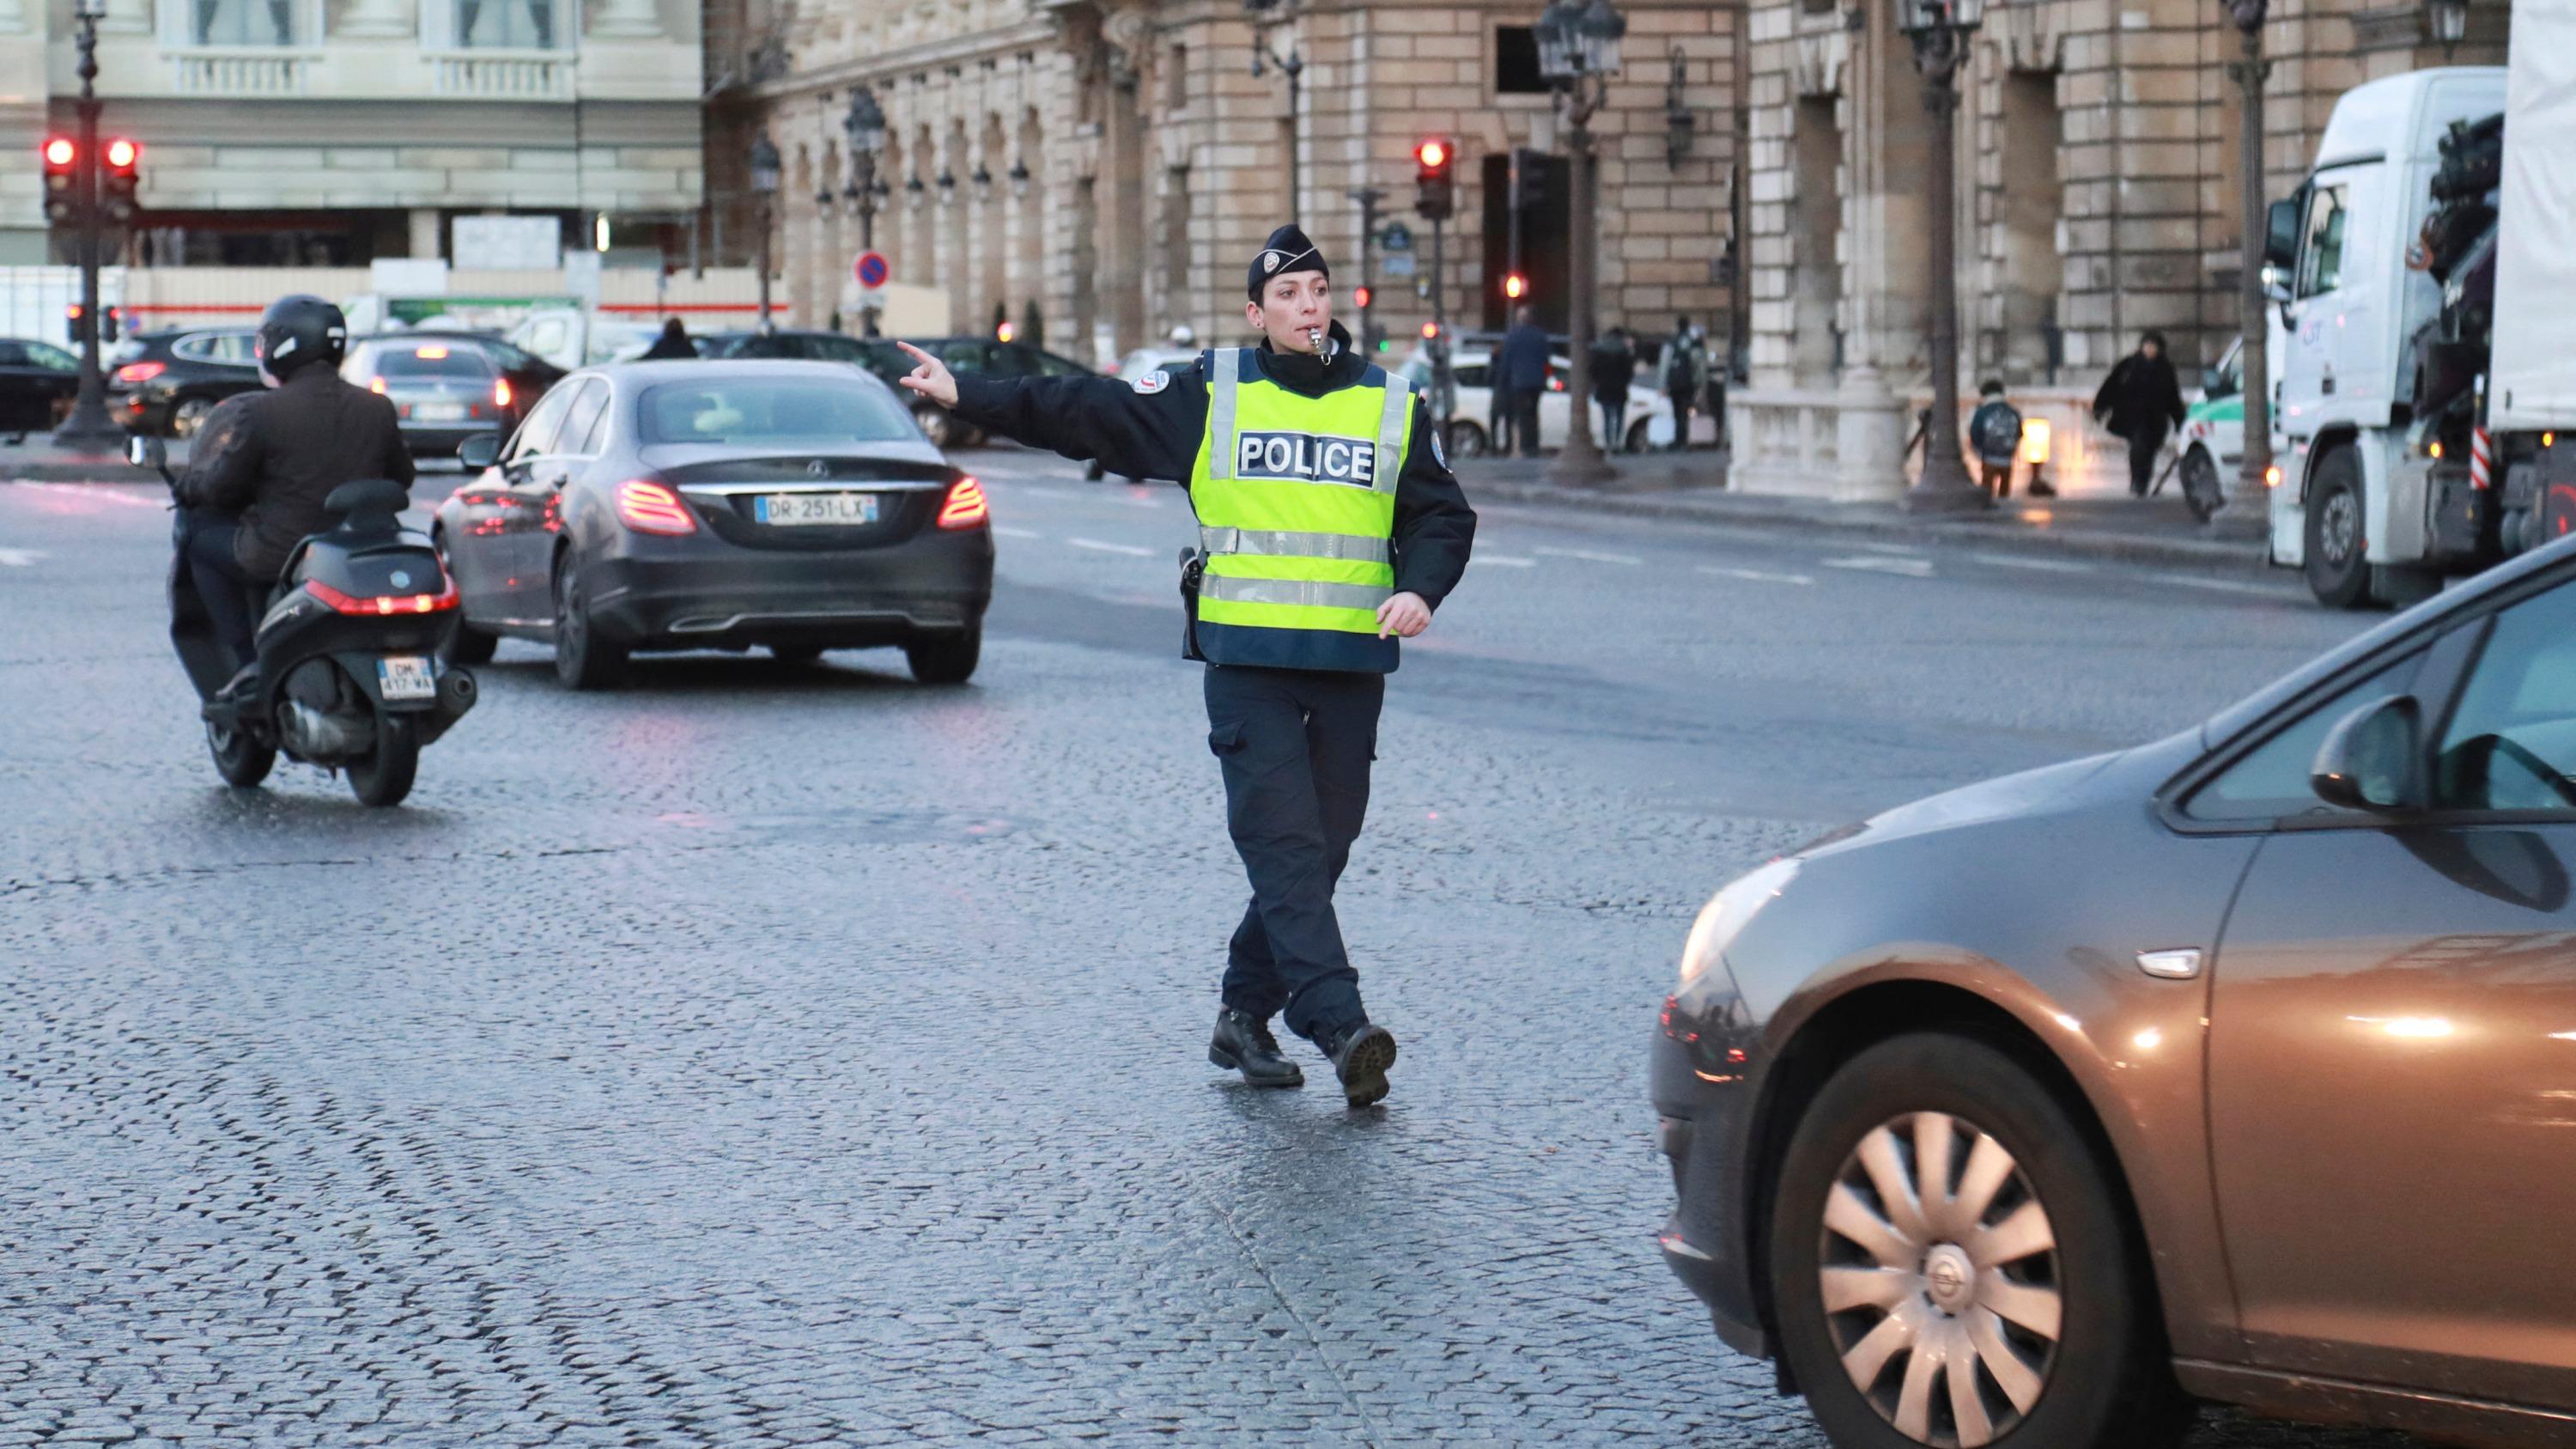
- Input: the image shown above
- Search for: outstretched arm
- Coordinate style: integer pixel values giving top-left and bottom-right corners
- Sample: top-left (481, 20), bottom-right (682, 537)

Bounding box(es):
top-left (896, 342), bottom-right (1205, 484)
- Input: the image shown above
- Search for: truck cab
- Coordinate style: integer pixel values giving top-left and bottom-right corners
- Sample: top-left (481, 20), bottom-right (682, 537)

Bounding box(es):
top-left (2265, 67), bottom-right (2506, 605)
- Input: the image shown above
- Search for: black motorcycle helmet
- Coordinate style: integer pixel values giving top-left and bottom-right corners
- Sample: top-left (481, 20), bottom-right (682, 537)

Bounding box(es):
top-left (255, 294), bottom-right (347, 379)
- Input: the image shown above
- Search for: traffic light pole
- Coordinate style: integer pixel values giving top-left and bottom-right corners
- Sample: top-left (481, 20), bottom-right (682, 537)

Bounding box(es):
top-left (54, 6), bottom-right (118, 450)
top-left (1349, 186), bottom-right (1382, 353)
top-left (1431, 214), bottom-right (1451, 423)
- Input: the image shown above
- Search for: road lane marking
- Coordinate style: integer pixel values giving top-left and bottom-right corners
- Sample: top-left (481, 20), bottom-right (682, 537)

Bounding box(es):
top-left (2143, 571), bottom-right (2291, 598)
top-left (11, 482), bottom-right (161, 508)
top-left (1472, 554), bottom-right (1536, 568)
top-left (1534, 545), bottom-right (1643, 566)
top-left (1847, 540), bottom-right (1929, 556)
top-left (1021, 485), bottom-right (1082, 501)
top-left (1968, 552), bottom-right (2094, 575)
top-left (1698, 564), bottom-right (1814, 586)
top-left (1823, 555), bottom-right (1935, 578)
top-left (1068, 537), bottom-right (1154, 557)
top-left (991, 526), bottom-right (1043, 539)
top-left (0, 547), bottom-right (45, 566)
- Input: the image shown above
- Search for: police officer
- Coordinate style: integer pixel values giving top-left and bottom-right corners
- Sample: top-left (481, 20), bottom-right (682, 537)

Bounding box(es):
top-left (897, 224), bottom-right (1476, 1109)
top-left (174, 295), bottom-right (412, 673)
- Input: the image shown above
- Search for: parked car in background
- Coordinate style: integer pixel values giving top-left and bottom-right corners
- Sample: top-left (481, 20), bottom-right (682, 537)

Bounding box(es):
top-left (504, 308), bottom-right (667, 373)
top-left (2176, 336), bottom-right (2244, 523)
top-left (341, 336), bottom-right (543, 458)
top-left (1399, 346), bottom-right (1671, 457)
top-left (109, 327), bottom-right (261, 437)
top-left (434, 360), bottom-right (993, 688)
top-left (0, 336), bottom-right (80, 431)
top-left (1654, 530), bottom-right (2576, 1449)
top-left (693, 328), bottom-right (885, 366)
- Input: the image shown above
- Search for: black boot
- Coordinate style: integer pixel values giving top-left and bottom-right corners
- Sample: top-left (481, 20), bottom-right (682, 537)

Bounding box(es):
top-left (1324, 1022), bottom-right (1399, 1108)
top-left (1209, 1008), bottom-right (1303, 1088)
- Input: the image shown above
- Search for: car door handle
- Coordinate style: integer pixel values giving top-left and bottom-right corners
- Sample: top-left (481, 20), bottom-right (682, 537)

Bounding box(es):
top-left (2136, 949), bottom-right (2202, 980)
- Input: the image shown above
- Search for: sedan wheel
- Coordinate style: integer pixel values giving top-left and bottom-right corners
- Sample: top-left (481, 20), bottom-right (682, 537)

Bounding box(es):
top-left (552, 553), bottom-right (628, 690)
top-left (172, 397), bottom-right (216, 438)
top-left (1769, 1033), bottom-right (2190, 1449)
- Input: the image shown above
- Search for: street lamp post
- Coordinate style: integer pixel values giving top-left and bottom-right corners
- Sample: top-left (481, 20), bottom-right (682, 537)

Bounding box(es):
top-left (1535, 0), bottom-right (1625, 489)
top-left (2213, 0), bottom-right (2273, 537)
top-left (749, 131), bottom-right (780, 331)
top-left (2427, 0), bottom-right (2468, 59)
top-left (842, 86), bottom-right (884, 253)
top-left (55, 0), bottom-right (119, 449)
top-left (1246, 0), bottom-right (1305, 223)
top-left (1893, 0), bottom-right (1989, 512)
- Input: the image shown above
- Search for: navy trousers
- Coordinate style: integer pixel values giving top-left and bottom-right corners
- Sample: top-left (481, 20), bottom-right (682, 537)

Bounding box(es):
top-left (1204, 663), bottom-right (1384, 1045)
top-left (179, 508), bottom-right (259, 672)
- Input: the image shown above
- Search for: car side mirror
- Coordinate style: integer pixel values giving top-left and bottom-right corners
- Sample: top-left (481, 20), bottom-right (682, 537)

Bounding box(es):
top-left (457, 433), bottom-right (501, 469)
top-left (2201, 366), bottom-right (2238, 400)
top-left (125, 434), bottom-right (165, 470)
top-left (2263, 196), bottom-right (2302, 271)
top-left (2312, 695), bottom-right (2424, 813)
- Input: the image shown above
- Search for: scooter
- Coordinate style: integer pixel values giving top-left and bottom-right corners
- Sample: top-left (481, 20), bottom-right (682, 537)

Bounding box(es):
top-left (137, 435), bottom-right (478, 807)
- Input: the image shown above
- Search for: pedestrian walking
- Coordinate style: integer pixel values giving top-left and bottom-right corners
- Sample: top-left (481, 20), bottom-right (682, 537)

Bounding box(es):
top-left (1967, 379), bottom-right (2024, 500)
top-left (2093, 330), bottom-right (2187, 498)
top-left (1661, 318), bottom-right (1708, 451)
top-left (1496, 305), bottom-right (1550, 460)
top-left (894, 223), bottom-right (1477, 1109)
top-left (1589, 326), bottom-right (1633, 453)
top-left (638, 317), bottom-right (696, 361)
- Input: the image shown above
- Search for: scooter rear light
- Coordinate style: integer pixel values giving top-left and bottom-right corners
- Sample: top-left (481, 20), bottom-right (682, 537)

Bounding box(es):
top-left (304, 575), bottom-right (459, 616)
top-left (616, 478), bottom-right (698, 535)
top-left (937, 475), bottom-right (988, 530)
top-left (113, 361), bottom-right (165, 384)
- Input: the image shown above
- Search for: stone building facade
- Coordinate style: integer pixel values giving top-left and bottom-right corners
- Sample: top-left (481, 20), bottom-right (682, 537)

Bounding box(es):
top-left (708, 0), bottom-right (1739, 374)
top-left (1728, 0), bottom-right (2508, 498)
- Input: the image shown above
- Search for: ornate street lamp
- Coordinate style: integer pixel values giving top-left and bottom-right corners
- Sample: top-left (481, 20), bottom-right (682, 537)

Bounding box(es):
top-left (748, 131), bottom-right (781, 330)
top-left (971, 163), bottom-right (993, 201)
top-left (1663, 46), bottom-right (1696, 171)
top-left (2212, 0), bottom-right (2275, 536)
top-left (842, 85), bottom-right (885, 251)
top-left (1535, 0), bottom-right (1626, 487)
top-left (2427, 0), bottom-right (2468, 58)
top-left (1891, 0), bottom-right (1988, 512)
top-left (1008, 158), bottom-right (1031, 201)
top-left (55, 0), bottom-right (119, 447)
top-left (936, 167), bottom-right (956, 202)
top-left (906, 174), bottom-right (926, 212)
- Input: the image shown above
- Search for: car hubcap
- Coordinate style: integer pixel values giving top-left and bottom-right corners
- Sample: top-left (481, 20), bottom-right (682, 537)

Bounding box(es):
top-left (1816, 1111), bottom-right (2062, 1449)
top-left (2323, 491), bottom-right (2360, 564)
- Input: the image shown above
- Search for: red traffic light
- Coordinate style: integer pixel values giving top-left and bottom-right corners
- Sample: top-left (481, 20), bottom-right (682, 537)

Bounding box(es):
top-left (1353, 285), bottom-right (1373, 310)
top-left (1420, 321), bottom-right (1442, 340)
top-left (1415, 139), bottom-right (1449, 173)
top-left (41, 137), bottom-right (73, 168)
top-left (104, 137), bottom-right (138, 171)
top-left (1504, 273), bottom-right (1528, 301)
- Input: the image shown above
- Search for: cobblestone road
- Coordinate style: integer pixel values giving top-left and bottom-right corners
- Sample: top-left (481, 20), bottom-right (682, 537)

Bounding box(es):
top-left (0, 458), bottom-right (2433, 1446)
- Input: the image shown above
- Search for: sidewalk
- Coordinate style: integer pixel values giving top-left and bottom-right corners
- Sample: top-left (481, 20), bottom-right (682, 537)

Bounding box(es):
top-left (1460, 450), bottom-right (2271, 575)
top-left (0, 434), bottom-right (176, 483)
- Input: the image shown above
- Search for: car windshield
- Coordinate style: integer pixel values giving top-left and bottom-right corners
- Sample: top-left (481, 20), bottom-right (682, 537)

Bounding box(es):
top-left (637, 377), bottom-right (916, 446)
top-left (369, 344), bottom-right (491, 379)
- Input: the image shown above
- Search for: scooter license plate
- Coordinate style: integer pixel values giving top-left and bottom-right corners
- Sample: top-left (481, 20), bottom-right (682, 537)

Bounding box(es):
top-left (377, 655), bottom-right (436, 702)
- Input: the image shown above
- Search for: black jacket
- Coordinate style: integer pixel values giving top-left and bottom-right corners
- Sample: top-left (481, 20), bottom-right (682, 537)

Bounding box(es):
top-left (175, 364), bottom-right (415, 580)
top-left (2093, 353), bottom-right (2187, 445)
top-left (950, 324), bottom-right (1476, 615)
top-left (639, 329), bottom-right (697, 361)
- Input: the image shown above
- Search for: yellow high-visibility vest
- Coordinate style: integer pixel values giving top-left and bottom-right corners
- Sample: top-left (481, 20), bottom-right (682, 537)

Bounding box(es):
top-left (1188, 347), bottom-right (1414, 673)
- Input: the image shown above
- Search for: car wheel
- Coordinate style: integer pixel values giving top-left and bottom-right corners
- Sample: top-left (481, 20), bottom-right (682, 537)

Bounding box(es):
top-left (345, 713), bottom-right (419, 808)
top-left (1444, 421), bottom-right (1488, 460)
top-left (551, 552), bottom-right (627, 691)
top-left (171, 396), bottom-right (216, 439)
top-left (905, 621), bottom-right (981, 685)
top-left (2179, 447), bottom-right (2225, 524)
top-left (915, 404), bottom-right (959, 449)
top-left (1769, 1032), bottom-right (2190, 1449)
top-left (1625, 418), bottom-right (1653, 455)
top-left (2302, 447), bottom-right (2372, 610)
top-left (205, 718), bottom-right (276, 788)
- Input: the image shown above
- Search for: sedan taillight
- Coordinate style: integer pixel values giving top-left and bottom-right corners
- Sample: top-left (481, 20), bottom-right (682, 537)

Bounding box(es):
top-left (113, 361), bottom-right (165, 385)
top-left (616, 478), bottom-right (697, 535)
top-left (937, 476), bottom-right (988, 530)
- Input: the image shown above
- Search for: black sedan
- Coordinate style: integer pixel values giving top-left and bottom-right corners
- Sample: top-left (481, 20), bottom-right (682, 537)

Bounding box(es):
top-left (0, 336), bottom-right (80, 430)
top-left (342, 336), bottom-right (558, 457)
top-left (109, 326), bottom-right (262, 436)
top-left (433, 360), bottom-right (993, 689)
top-left (1653, 533), bottom-right (2576, 1449)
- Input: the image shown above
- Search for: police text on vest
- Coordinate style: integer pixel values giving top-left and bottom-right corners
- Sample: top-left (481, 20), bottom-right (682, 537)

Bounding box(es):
top-left (1235, 432), bottom-right (1378, 487)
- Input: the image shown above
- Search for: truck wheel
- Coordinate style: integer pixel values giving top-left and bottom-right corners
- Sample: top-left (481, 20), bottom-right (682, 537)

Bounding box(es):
top-left (2303, 447), bottom-right (2372, 610)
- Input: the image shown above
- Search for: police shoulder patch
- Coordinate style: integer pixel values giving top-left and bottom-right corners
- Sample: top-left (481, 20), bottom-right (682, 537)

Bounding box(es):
top-left (1131, 370), bottom-right (1171, 395)
top-left (1429, 425), bottom-right (1449, 472)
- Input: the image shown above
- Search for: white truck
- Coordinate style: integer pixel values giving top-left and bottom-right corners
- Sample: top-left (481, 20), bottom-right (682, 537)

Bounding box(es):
top-left (2266, 0), bottom-right (2576, 608)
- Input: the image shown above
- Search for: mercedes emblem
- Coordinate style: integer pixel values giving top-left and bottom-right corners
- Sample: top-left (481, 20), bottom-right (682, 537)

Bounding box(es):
top-left (807, 459), bottom-right (829, 478)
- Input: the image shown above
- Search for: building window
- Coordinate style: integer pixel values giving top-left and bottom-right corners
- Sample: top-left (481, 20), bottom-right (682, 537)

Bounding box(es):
top-left (1496, 27), bottom-right (1546, 94)
top-left (168, 0), bottom-right (301, 46)
top-left (1167, 45), bottom-right (1188, 112)
top-left (442, 0), bottom-right (568, 49)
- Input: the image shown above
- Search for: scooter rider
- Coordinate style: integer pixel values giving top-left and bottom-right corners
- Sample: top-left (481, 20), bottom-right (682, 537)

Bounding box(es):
top-left (899, 223), bottom-right (1477, 1108)
top-left (173, 295), bottom-right (412, 673)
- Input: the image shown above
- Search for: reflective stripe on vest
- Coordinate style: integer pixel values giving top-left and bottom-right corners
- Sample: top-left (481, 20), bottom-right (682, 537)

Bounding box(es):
top-left (1190, 347), bottom-right (1412, 657)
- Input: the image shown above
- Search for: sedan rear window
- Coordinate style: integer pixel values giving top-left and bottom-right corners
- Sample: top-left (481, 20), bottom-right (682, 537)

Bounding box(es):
top-left (366, 345), bottom-right (492, 380)
top-left (637, 378), bottom-right (916, 446)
